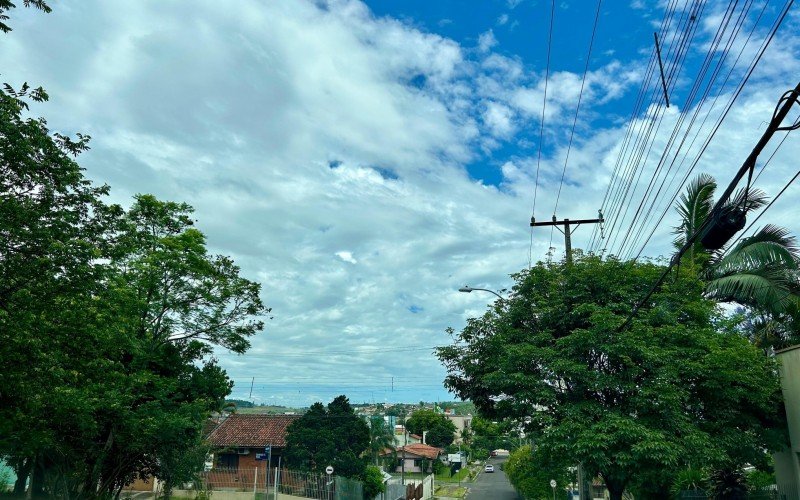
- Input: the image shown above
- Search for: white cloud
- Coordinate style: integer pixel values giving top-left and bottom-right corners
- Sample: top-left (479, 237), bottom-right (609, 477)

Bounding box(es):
top-left (2, 0), bottom-right (797, 405)
top-left (478, 30), bottom-right (498, 53)
top-left (335, 251), bottom-right (358, 264)
top-left (497, 14), bottom-right (509, 26)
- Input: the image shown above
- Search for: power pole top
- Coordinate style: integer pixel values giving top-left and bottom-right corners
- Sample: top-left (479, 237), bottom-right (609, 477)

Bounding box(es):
top-left (530, 215), bottom-right (604, 265)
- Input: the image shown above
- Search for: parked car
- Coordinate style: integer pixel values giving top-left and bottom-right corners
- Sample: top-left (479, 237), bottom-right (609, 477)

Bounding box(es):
top-left (484, 464), bottom-right (494, 473)
top-left (490, 450), bottom-right (497, 457)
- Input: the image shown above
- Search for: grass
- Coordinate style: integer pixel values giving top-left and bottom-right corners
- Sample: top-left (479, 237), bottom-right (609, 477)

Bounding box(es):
top-left (435, 467), bottom-right (473, 483)
top-left (433, 484), bottom-right (468, 498)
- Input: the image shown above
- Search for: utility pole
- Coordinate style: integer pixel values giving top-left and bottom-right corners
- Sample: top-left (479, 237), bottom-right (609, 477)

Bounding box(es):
top-left (400, 409), bottom-right (407, 485)
top-left (530, 215), bottom-right (604, 265)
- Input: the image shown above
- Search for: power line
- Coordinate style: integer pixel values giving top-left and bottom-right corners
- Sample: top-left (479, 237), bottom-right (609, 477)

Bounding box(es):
top-left (621, 80), bottom-right (800, 331)
top-left (600, 0), bottom-right (699, 254)
top-left (605, 0), bottom-right (706, 254)
top-left (589, 0), bottom-right (682, 252)
top-left (528, 0), bottom-right (556, 267)
top-left (239, 344), bottom-right (461, 358)
top-left (549, 0), bottom-right (603, 252)
top-left (552, 0), bottom-right (603, 211)
top-left (631, 0), bottom-right (795, 260)
top-left (617, 0), bottom-right (755, 259)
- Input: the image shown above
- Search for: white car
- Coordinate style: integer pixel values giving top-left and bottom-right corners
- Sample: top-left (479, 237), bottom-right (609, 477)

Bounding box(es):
top-left (484, 464), bottom-right (494, 473)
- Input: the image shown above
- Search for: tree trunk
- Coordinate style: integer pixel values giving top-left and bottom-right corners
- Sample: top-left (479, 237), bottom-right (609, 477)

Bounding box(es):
top-left (604, 477), bottom-right (626, 500)
top-left (13, 458), bottom-right (32, 496)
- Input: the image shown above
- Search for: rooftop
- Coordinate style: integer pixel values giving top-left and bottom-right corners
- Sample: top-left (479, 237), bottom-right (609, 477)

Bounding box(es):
top-left (208, 414), bottom-right (300, 448)
top-left (383, 443), bottom-right (443, 460)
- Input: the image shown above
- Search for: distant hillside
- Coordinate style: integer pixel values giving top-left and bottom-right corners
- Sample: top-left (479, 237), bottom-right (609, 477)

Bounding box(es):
top-left (225, 399), bottom-right (255, 408)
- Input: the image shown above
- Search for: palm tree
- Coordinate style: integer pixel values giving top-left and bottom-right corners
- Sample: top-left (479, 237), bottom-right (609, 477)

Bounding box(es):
top-left (674, 174), bottom-right (800, 318)
top-left (367, 416), bottom-right (395, 466)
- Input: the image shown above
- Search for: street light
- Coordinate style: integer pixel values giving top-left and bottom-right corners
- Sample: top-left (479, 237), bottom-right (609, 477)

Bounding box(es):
top-left (458, 285), bottom-right (504, 300)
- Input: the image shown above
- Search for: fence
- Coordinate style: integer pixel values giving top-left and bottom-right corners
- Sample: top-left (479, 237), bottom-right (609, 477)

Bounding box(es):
top-left (122, 468), bottom-right (432, 500)
top-left (159, 467), bottom-right (360, 499)
top-left (379, 475), bottom-right (433, 500)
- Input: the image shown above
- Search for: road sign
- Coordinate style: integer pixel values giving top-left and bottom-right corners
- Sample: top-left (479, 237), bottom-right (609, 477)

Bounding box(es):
top-left (325, 465), bottom-right (334, 475)
top-left (255, 453), bottom-right (267, 461)
top-left (550, 480), bottom-right (557, 488)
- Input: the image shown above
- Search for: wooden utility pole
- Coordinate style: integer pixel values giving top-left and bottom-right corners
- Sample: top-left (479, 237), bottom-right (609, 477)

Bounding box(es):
top-left (530, 215), bottom-right (604, 265)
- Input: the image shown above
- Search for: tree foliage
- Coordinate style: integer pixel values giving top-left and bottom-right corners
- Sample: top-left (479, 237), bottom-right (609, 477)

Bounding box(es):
top-left (0, 88), bottom-right (267, 497)
top-left (283, 395), bottom-right (370, 479)
top-left (437, 255), bottom-right (786, 500)
top-left (0, 0), bottom-right (51, 33)
top-left (505, 445), bottom-right (571, 500)
top-left (674, 174), bottom-right (800, 346)
top-left (367, 416), bottom-right (395, 466)
top-left (404, 409), bottom-right (456, 448)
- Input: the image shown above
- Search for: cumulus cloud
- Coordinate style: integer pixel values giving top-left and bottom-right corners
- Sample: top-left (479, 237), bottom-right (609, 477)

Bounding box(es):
top-left (2, 0), bottom-right (797, 405)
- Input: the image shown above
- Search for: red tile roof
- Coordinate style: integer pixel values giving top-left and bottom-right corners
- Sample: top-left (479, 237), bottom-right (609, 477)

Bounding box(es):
top-left (207, 414), bottom-right (300, 448)
top-left (382, 443), bottom-right (442, 460)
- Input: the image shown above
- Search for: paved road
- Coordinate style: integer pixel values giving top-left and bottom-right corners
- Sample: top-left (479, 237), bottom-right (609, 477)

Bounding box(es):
top-left (466, 458), bottom-right (519, 500)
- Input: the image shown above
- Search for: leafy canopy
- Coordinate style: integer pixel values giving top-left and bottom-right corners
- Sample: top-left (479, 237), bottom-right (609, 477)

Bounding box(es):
top-left (283, 395), bottom-right (370, 479)
top-left (437, 255), bottom-right (785, 499)
top-left (404, 409), bottom-right (456, 448)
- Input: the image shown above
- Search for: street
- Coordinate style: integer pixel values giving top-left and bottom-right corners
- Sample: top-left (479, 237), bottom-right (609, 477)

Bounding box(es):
top-left (466, 458), bottom-right (519, 500)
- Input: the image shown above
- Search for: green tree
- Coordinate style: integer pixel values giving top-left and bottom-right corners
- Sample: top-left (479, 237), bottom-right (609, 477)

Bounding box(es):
top-left (367, 416), bottom-right (395, 466)
top-left (0, 87), bottom-right (267, 497)
top-left (283, 395), bottom-right (370, 479)
top-left (405, 409), bottom-right (456, 449)
top-left (505, 445), bottom-right (571, 500)
top-left (362, 466), bottom-right (385, 499)
top-left (437, 255), bottom-right (785, 500)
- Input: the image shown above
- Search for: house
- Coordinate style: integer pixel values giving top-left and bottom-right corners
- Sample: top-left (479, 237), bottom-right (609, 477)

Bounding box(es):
top-left (208, 414), bottom-right (300, 471)
top-left (445, 415), bottom-right (472, 444)
top-left (393, 425), bottom-right (422, 448)
top-left (381, 443), bottom-right (443, 474)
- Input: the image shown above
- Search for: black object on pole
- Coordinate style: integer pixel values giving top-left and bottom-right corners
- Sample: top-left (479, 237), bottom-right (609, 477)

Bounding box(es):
top-left (621, 81), bottom-right (800, 331)
top-left (654, 32), bottom-right (670, 108)
top-left (531, 216), bottom-right (604, 265)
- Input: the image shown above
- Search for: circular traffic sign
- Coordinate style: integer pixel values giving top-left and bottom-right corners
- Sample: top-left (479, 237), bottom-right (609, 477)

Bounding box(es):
top-left (326, 465), bottom-right (334, 475)
top-left (550, 479), bottom-right (557, 488)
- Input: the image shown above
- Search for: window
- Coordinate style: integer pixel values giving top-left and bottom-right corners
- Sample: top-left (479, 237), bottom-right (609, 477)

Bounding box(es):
top-left (413, 459), bottom-right (422, 467)
top-left (216, 453), bottom-right (239, 469)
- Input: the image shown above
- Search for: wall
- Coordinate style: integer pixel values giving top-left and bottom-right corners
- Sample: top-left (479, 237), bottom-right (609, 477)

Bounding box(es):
top-left (774, 345), bottom-right (800, 492)
top-left (446, 416), bottom-right (472, 445)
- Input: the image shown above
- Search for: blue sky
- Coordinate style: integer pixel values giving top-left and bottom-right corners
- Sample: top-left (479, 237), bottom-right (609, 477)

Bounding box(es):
top-left (368, 0), bottom-right (654, 187)
top-left (2, 0), bottom-right (799, 406)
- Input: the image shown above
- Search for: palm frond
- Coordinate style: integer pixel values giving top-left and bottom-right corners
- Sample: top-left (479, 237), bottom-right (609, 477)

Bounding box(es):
top-left (706, 266), bottom-right (800, 315)
top-left (711, 225), bottom-right (800, 274)
top-left (674, 174), bottom-right (716, 248)
top-left (725, 186), bottom-right (768, 214)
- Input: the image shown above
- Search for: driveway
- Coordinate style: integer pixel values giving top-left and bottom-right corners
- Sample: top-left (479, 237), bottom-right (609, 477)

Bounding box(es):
top-left (466, 458), bottom-right (519, 500)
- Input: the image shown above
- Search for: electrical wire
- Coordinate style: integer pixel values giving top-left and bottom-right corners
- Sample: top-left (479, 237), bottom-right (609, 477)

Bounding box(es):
top-left (617, 0), bottom-right (753, 259)
top-left (529, 0), bottom-right (556, 268)
top-left (603, 0), bottom-right (703, 254)
top-left (631, 0), bottom-right (795, 260)
top-left (589, 0), bottom-right (683, 254)
top-left (548, 0), bottom-right (603, 253)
